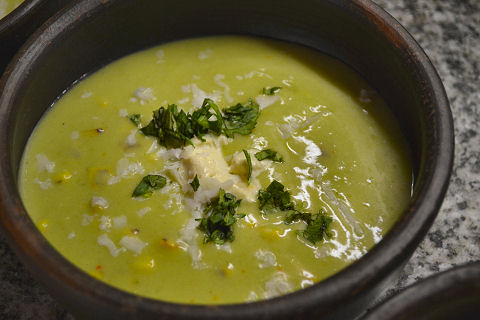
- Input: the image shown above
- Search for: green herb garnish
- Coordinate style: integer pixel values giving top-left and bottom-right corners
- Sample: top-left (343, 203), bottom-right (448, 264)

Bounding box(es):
top-left (190, 174), bottom-right (200, 192)
top-left (298, 212), bottom-right (333, 244)
top-left (258, 180), bottom-right (295, 213)
top-left (258, 181), bottom-right (332, 244)
top-left (196, 189), bottom-right (245, 245)
top-left (140, 98), bottom-right (259, 148)
top-left (262, 86), bottom-right (282, 95)
top-left (254, 149), bottom-right (284, 162)
top-left (243, 149), bottom-right (252, 185)
top-left (128, 114), bottom-right (141, 127)
top-left (222, 99), bottom-right (260, 137)
top-left (132, 174), bottom-right (167, 198)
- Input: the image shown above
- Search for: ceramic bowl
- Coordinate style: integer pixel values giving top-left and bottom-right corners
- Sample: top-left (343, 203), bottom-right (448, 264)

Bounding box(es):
top-left (361, 262), bottom-right (480, 320)
top-left (0, 0), bottom-right (454, 319)
top-left (0, 0), bottom-right (69, 74)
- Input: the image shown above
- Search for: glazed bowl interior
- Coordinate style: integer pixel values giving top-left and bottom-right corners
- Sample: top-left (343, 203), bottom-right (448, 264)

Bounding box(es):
top-left (0, 0), bottom-right (453, 319)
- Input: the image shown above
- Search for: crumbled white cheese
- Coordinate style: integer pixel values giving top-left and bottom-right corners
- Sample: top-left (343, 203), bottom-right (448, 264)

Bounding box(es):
top-left (98, 234), bottom-right (122, 257)
top-left (263, 272), bottom-right (292, 299)
top-left (91, 196), bottom-right (109, 210)
top-left (70, 131), bottom-right (79, 140)
top-left (108, 157), bottom-right (145, 185)
top-left (255, 249), bottom-right (277, 268)
top-left (34, 178), bottom-right (52, 190)
top-left (67, 232), bottom-right (76, 239)
top-left (81, 214), bottom-right (95, 226)
top-left (246, 291), bottom-right (259, 302)
top-left (198, 49), bottom-right (212, 60)
top-left (137, 207), bottom-right (151, 217)
top-left (98, 215), bottom-right (112, 231)
top-left (244, 70), bottom-right (272, 79)
top-left (125, 129), bottom-right (137, 147)
top-left (36, 153), bottom-right (55, 173)
top-left (132, 87), bottom-right (156, 105)
top-left (182, 83), bottom-right (221, 108)
top-left (118, 108), bottom-right (128, 117)
top-left (119, 235), bottom-right (146, 254)
top-left (81, 92), bottom-right (93, 99)
top-left (113, 215), bottom-right (127, 229)
top-left (177, 216), bottom-right (206, 269)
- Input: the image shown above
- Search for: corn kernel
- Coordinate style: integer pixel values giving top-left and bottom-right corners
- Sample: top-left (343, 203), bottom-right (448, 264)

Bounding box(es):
top-left (55, 170), bottom-right (72, 183)
top-left (37, 220), bottom-right (49, 233)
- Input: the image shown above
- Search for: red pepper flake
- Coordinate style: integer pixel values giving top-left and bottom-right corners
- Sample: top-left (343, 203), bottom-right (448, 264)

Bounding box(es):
top-left (96, 265), bottom-right (102, 270)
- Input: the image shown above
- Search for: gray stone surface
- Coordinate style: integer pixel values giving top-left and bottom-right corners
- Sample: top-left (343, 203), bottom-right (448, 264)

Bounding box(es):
top-left (0, 0), bottom-right (478, 318)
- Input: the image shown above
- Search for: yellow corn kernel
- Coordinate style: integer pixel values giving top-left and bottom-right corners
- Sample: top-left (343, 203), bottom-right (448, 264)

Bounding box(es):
top-left (222, 263), bottom-right (234, 277)
top-left (159, 238), bottom-right (179, 250)
top-left (37, 220), bottom-right (49, 233)
top-left (55, 170), bottom-right (72, 183)
top-left (132, 257), bottom-right (156, 272)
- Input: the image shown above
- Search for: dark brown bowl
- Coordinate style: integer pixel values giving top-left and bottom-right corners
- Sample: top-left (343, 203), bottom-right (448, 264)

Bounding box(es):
top-left (361, 262), bottom-right (480, 320)
top-left (0, 0), bottom-right (70, 74)
top-left (0, 0), bottom-right (454, 319)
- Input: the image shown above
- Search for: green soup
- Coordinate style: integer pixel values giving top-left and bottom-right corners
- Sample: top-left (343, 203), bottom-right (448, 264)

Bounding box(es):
top-left (0, 0), bottom-right (23, 20)
top-left (19, 36), bottom-right (412, 304)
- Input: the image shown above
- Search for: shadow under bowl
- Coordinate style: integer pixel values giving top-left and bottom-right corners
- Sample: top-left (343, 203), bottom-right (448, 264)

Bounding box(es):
top-left (0, 0), bottom-right (454, 319)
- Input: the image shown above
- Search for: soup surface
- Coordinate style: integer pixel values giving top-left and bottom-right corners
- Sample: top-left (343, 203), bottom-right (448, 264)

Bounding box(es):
top-left (0, 0), bottom-right (23, 20)
top-left (19, 36), bottom-right (411, 304)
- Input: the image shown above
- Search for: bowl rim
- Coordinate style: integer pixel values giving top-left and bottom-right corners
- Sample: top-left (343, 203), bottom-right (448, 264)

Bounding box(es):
top-left (0, 0), bottom-right (45, 34)
top-left (0, 0), bottom-right (454, 318)
top-left (361, 262), bottom-right (480, 319)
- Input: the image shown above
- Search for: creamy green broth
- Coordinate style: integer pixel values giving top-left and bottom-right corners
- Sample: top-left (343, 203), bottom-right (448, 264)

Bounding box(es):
top-left (19, 36), bottom-right (412, 304)
top-left (0, 0), bottom-right (23, 20)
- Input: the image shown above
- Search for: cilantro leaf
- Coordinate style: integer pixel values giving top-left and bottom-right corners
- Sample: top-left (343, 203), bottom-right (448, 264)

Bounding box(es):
top-left (128, 114), bottom-right (141, 127)
top-left (132, 174), bottom-right (167, 198)
top-left (196, 189), bottom-right (244, 245)
top-left (262, 86), bottom-right (282, 95)
top-left (243, 149), bottom-right (252, 185)
top-left (222, 99), bottom-right (260, 136)
top-left (190, 174), bottom-right (200, 192)
top-left (258, 180), bottom-right (295, 213)
top-left (255, 149), bottom-right (284, 162)
top-left (298, 212), bottom-right (333, 244)
top-left (284, 210), bottom-right (313, 224)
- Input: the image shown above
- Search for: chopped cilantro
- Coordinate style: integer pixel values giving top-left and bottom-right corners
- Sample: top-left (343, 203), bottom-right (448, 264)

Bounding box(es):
top-left (222, 99), bottom-right (260, 136)
top-left (262, 86), bottom-right (282, 95)
top-left (132, 174), bottom-right (167, 198)
top-left (284, 210), bottom-right (312, 224)
top-left (258, 180), bottom-right (295, 213)
top-left (243, 149), bottom-right (252, 185)
top-left (298, 212), bottom-right (333, 244)
top-left (140, 98), bottom-right (259, 148)
top-left (258, 181), bottom-right (333, 245)
top-left (255, 149), bottom-right (284, 162)
top-left (190, 174), bottom-right (200, 192)
top-left (196, 189), bottom-right (245, 245)
top-left (128, 114), bottom-right (141, 127)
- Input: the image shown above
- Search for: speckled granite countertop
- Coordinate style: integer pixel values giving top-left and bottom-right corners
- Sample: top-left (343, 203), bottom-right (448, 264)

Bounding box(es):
top-left (1, 0), bottom-right (479, 318)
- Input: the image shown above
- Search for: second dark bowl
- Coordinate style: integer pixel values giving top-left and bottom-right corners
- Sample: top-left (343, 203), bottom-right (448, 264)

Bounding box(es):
top-left (0, 0), bottom-right (454, 319)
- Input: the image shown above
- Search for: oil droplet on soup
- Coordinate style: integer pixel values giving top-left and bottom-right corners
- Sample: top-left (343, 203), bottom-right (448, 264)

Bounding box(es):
top-left (19, 36), bottom-right (412, 304)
